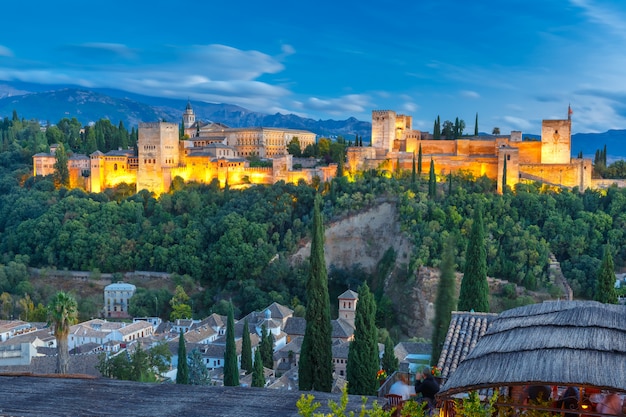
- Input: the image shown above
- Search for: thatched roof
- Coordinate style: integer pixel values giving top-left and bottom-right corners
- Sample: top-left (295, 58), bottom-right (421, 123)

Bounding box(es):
top-left (439, 301), bottom-right (626, 398)
top-left (0, 374), bottom-right (375, 416)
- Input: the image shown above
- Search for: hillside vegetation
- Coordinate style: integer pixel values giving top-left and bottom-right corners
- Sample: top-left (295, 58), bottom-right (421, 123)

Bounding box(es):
top-left (0, 113), bottom-right (625, 341)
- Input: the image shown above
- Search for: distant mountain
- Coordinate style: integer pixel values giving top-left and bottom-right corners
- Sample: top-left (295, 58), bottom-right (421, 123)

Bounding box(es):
top-left (572, 130), bottom-right (626, 162)
top-left (0, 83), bottom-right (624, 159)
top-left (0, 84), bottom-right (372, 139)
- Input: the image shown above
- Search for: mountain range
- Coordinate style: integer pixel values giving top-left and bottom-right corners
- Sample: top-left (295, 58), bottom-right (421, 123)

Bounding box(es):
top-left (0, 82), bottom-right (624, 160)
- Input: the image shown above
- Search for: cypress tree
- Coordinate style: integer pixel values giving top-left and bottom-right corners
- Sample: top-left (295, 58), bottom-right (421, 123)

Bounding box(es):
top-left (395, 158), bottom-right (401, 178)
top-left (176, 330), bottom-right (189, 384)
top-left (252, 349), bottom-right (265, 388)
top-left (431, 236), bottom-right (458, 363)
top-left (381, 335), bottom-right (398, 375)
top-left (428, 159), bottom-right (436, 199)
top-left (223, 301), bottom-right (239, 386)
top-left (411, 152), bottom-right (416, 185)
top-left (346, 283), bottom-right (378, 395)
top-left (458, 205), bottom-right (489, 312)
top-left (241, 320), bottom-right (253, 374)
top-left (359, 136), bottom-right (363, 147)
top-left (53, 142), bottom-right (70, 187)
top-left (418, 143), bottom-right (423, 176)
top-left (595, 244), bottom-right (618, 304)
top-left (448, 171), bottom-right (452, 195)
top-left (474, 113), bottom-right (478, 136)
top-left (502, 155), bottom-right (507, 193)
top-left (298, 193), bottom-right (333, 392)
top-left (260, 324), bottom-right (274, 369)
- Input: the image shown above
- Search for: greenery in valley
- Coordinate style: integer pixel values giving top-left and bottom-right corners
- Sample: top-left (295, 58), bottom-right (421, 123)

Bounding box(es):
top-left (0, 110), bottom-right (624, 345)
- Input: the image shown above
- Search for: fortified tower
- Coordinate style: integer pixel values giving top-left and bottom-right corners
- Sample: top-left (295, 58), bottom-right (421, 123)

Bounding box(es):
top-left (371, 110), bottom-right (396, 152)
top-left (137, 122), bottom-right (179, 194)
top-left (541, 118), bottom-right (571, 164)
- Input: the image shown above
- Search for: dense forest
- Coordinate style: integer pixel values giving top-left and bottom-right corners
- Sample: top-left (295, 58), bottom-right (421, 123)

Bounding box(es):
top-left (0, 112), bottom-right (625, 335)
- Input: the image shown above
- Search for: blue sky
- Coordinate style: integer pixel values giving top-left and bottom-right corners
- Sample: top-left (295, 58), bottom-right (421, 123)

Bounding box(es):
top-left (1, 0), bottom-right (626, 135)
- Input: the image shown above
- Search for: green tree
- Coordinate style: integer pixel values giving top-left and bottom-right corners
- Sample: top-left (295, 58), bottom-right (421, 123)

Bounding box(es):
top-left (288, 137), bottom-right (302, 157)
top-left (170, 285), bottom-right (192, 320)
top-left (53, 142), bottom-right (69, 187)
top-left (431, 236), bottom-right (457, 363)
top-left (188, 348), bottom-right (209, 385)
top-left (474, 113), bottom-right (479, 136)
top-left (48, 291), bottom-right (78, 374)
top-left (433, 116), bottom-right (441, 140)
top-left (252, 348), bottom-right (265, 388)
top-left (223, 301), bottom-right (239, 386)
top-left (381, 335), bottom-right (398, 375)
top-left (260, 323), bottom-right (274, 369)
top-left (298, 193), bottom-right (333, 392)
top-left (176, 330), bottom-right (189, 384)
top-left (459, 205), bottom-right (489, 312)
top-left (418, 143), bottom-right (423, 176)
top-left (502, 154), bottom-right (508, 193)
top-left (595, 244), bottom-right (618, 304)
top-left (411, 152), bottom-right (417, 186)
top-left (241, 319), bottom-right (253, 374)
top-left (428, 159), bottom-right (436, 199)
top-left (346, 282), bottom-right (378, 395)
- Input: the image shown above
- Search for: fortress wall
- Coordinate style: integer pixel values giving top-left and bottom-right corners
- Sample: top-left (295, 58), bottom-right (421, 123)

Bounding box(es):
top-left (418, 140), bottom-right (457, 155)
top-left (521, 163), bottom-right (579, 187)
top-left (593, 179), bottom-right (626, 189)
top-left (516, 141), bottom-right (542, 164)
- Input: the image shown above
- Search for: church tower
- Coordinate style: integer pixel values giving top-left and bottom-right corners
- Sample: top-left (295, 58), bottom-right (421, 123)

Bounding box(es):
top-left (183, 100), bottom-right (195, 129)
top-left (337, 289), bottom-right (359, 328)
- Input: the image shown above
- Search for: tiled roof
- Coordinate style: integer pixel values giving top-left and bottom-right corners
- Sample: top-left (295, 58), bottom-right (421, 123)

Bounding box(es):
top-left (265, 302), bottom-right (294, 320)
top-left (337, 290), bottom-right (359, 300)
top-left (394, 342), bottom-right (432, 361)
top-left (0, 353), bottom-right (102, 377)
top-left (117, 321), bottom-right (153, 336)
top-left (436, 311), bottom-right (497, 379)
top-left (283, 317), bottom-right (306, 336)
top-left (332, 341), bottom-right (350, 359)
top-left (184, 326), bottom-right (217, 344)
top-left (331, 319), bottom-right (354, 339)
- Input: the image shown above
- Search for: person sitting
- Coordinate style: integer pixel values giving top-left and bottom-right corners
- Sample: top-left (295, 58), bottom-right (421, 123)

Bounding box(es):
top-left (414, 366), bottom-right (440, 414)
top-left (555, 386), bottom-right (579, 417)
top-left (527, 385), bottom-right (551, 404)
top-left (597, 393), bottom-right (623, 416)
top-left (388, 373), bottom-right (413, 401)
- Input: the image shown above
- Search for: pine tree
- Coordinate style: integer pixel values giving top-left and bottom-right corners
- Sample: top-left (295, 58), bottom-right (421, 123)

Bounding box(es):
top-left (298, 193), bottom-right (333, 392)
top-left (176, 330), bottom-right (189, 384)
top-left (188, 348), bottom-right (210, 385)
top-left (431, 236), bottom-right (458, 363)
top-left (458, 205), bottom-right (489, 312)
top-left (381, 335), bottom-right (398, 375)
top-left (474, 113), bottom-right (478, 136)
top-left (418, 143), bottom-right (423, 176)
top-left (595, 244), bottom-right (618, 304)
top-left (252, 349), bottom-right (265, 388)
top-left (260, 324), bottom-right (274, 369)
top-left (241, 320), bottom-right (253, 374)
top-left (223, 301), bottom-right (239, 386)
top-left (346, 283), bottom-right (378, 395)
top-left (428, 159), bottom-right (436, 199)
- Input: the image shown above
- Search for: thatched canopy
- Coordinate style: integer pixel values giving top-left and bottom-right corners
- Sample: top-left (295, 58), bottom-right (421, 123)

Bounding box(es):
top-left (438, 301), bottom-right (626, 398)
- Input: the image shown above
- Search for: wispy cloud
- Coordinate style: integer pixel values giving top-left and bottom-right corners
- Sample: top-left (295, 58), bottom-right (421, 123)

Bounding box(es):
top-left (305, 94), bottom-right (371, 116)
top-left (569, 0), bottom-right (626, 40)
top-left (0, 45), bottom-right (13, 57)
top-left (460, 90), bottom-right (480, 99)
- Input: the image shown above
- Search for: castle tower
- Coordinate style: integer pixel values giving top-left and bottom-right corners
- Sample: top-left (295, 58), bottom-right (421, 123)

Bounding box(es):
top-left (371, 110), bottom-right (396, 152)
top-left (137, 122), bottom-right (179, 194)
top-left (338, 289), bottom-right (358, 328)
top-left (541, 115), bottom-right (571, 164)
top-left (183, 100), bottom-right (195, 129)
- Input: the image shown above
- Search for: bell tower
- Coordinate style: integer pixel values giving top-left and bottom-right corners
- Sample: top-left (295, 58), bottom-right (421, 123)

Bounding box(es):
top-left (337, 289), bottom-right (359, 328)
top-left (183, 100), bottom-right (195, 129)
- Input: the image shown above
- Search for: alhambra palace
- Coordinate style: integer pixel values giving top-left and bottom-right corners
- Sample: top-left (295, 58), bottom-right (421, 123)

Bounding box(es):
top-left (34, 104), bottom-right (607, 193)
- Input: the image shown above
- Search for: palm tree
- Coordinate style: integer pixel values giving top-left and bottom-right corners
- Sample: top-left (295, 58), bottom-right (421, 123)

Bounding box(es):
top-left (48, 291), bottom-right (78, 374)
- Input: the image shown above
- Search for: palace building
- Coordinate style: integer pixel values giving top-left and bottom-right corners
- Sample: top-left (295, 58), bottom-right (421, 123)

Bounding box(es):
top-left (347, 108), bottom-right (593, 192)
top-left (33, 103), bottom-right (333, 194)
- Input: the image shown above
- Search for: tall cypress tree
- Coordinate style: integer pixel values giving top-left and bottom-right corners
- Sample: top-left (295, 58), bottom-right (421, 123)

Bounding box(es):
top-left (474, 113), bottom-right (478, 136)
top-left (502, 155), bottom-right (508, 193)
top-left (298, 193), bottom-right (333, 392)
top-left (260, 324), bottom-right (274, 369)
top-left (176, 330), bottom-right (189, 384)
top-left (411, 152), bottom-right (417, 186)
top-left (431, 236), bottom-right (458, 363)
top-left (418, 143), bottom-right (423, 176)
top-left (53, 142), bottom-right (70, 187)
top-left (346, 283), bottom-right (378, 395)
top-left (241, 320), bottom-right (253, 374)
top-left (252, 348), bottom-right (265, 388)
top-left (223, 301), bottom-right (239, 386)
top-left (381, 335), bottom-right (398, 375)
top-left (595, 244), bottom-right (618, 304)
top-left (428, 159), bottom-right (436, 199)
top-left (458, 205), bottom-right (489, 312)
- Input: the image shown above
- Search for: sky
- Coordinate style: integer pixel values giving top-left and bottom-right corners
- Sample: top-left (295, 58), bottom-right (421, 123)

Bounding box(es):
top-left (1, 0), bottom-right (626, 135)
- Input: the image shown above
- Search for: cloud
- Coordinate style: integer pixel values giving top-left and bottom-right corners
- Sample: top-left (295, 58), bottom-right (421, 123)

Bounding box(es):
top-left (304, 94), bottom-right (371, 116)
top-left (569, 0), bottom-right (626, 40)
top-left (460, 90), bottom-right (480, 99)
top-left (0, 45), bottom-right (13, 57)
top-left (502, 116), bottom-right (533, 131)
top-left (281, 44), bottom-right (296, 56)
